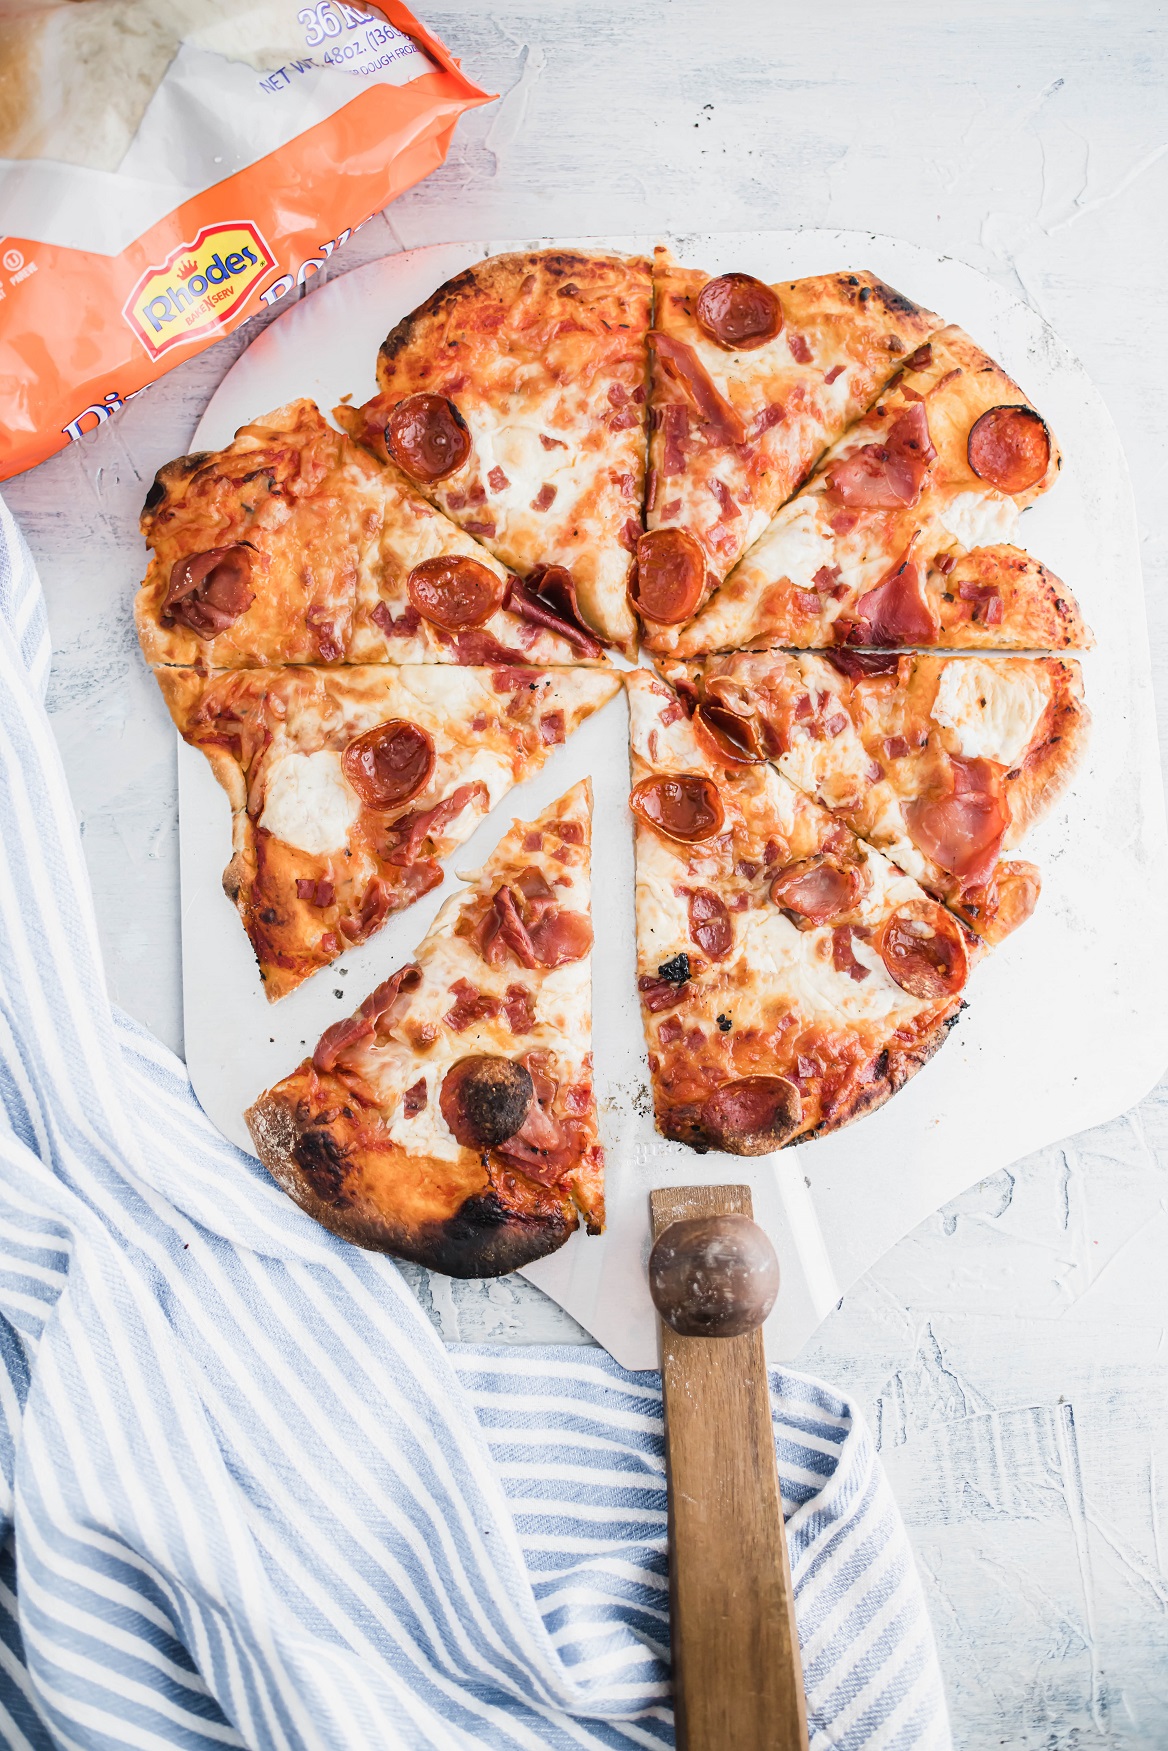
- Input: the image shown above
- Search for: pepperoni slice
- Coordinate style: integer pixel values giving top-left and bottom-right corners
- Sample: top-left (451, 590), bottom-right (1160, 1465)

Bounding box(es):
top-left (693, 702), bottom-right (765, 765)
top-left (695, 273), bottom-right (783, 351)
top-left (385, 393), bottom-right (471, 482)
top-left (630, 773), bottom-right (725, 843)
top-left (342, 720), bottom-right (435, 810)
top-left (162, 545), bottom-right (254, 638)
top-left (630, 529), bottom-right (706, 624)
top-left (687, 888), bottom-right (733, 959)
top-left (407, 555), bottom-right (506, 631)
top-left (967, 405), bottom-right (1051, 494)
top-left (878, 900), bottom-right (968, 1000)
top-left (440, 1055), bottom-right (533, 1149)
top-left (769, 856), bottom-right (864, 926)
top-left (700, 1076), bottom-right (802, 1156)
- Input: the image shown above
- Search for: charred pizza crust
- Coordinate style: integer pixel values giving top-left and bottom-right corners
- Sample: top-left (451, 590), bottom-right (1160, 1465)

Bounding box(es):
top-left (657, 650), bottom-right (1088, 943)
top-left (338, 249), bottom-right (652, 652)
top-left (660, 324), bottom-right (1089, 655)
top-left (159, 664), bottom-right (619, 999)
top-left (138, 399), bottom-right (601, 670)
top-left (246, 783), bottom-right (602, 1275)
top-left (627, 670), bottom-right (977, 1153)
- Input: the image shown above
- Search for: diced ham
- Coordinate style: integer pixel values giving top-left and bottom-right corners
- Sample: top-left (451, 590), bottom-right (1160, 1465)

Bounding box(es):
top-left (371, 601), bottom-right (421, 639)
top-left (443, 978), bottom-right (502, 1032)
top-left (831, 925), bottom-right (871, 982)
top-left (487, 466), bottom-right (509, 491)
top-left (638, 973), bottom-right (694, 1012)
top-left (504, 983), bottom-right (536, 1034)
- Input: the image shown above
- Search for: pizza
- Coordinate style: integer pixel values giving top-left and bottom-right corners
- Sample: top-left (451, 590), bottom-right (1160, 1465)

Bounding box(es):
top-left (246, 781), bottom-right (602, 1276)
top-left (634, 249), bottom-right (941, 636)
top-left (657, 649), bottom-right (1088, 944)
top-left (129, 243), bottom-right (1095, 1273)
top-left (651, 325), bottom-right (1089, 656)
top-left (159, 664), bottom-right (619, 999)
top-left (138, 399), bottom-right (606, 671)
top-left (627, 669), bottom-right (978, 1153)
top-left (336, 249), bottom-right (652, 653)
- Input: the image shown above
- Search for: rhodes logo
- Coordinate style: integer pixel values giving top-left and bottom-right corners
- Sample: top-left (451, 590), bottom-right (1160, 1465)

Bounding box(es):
top-left (122, 222), bottom-right (275, 360)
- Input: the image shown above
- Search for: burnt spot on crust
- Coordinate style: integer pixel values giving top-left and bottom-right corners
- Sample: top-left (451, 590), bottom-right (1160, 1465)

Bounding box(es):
top-left (140, 450), bottom-right (215, 526)
top-left (378, 266), bottom-right (482, 367)
top-left (245, 1092), bottom-right (580, 1277)
top-left (292, 1127), bottom-right (351, 1205)
top-left (802, 1014), bottom-right (961, 1144)
top-left (411, 1185), bottom-right (576, 1278)
top-left (861, 275), bottom-right (930, 323)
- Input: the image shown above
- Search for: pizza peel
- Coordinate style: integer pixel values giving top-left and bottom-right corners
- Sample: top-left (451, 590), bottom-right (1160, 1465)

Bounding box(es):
top-left (178, 230), bottom-right (1168, 1370)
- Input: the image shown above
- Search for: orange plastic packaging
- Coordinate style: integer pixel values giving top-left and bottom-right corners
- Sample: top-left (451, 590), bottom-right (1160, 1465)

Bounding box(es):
top-left (0, 2), bottom-right (491, 480)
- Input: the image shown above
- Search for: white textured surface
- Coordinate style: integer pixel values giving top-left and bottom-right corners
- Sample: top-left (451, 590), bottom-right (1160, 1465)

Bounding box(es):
top-left (6, 2), bottom-right (1168, 1742)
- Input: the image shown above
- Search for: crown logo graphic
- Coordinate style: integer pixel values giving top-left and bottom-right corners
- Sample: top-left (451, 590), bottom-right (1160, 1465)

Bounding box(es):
top-left (177, 257), bottom-right (200, 279)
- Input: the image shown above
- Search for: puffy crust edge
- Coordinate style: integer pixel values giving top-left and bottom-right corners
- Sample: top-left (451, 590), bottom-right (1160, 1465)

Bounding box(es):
top-left (376, 248), bottom-right (653, 386)
top-left (1004, 658), bottom-right (1091, 844)
top-left (245, 1092), bottom-right (578, 1278)
top-left (800, 1009), bottom-right (963, 1145)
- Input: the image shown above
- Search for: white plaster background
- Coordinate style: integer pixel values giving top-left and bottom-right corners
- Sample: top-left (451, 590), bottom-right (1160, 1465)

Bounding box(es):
top-left (5, 4), bottom-right (1168, 1743)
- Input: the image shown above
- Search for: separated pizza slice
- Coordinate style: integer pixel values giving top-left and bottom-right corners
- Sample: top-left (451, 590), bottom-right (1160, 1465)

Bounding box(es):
top-left (137, 399), bottom-right (606, 670)
top-left (658, 649), bottom-right (1088, 944)
top-left (636, 249), bottom-right (940, 632)
top-left (246, 780), bottom-right (603, 1277)
top-left (656, 325), bottom-right (1090, 656)
top-left (336, 249), bottom-right (652, 653)
top-left (159, 664), bottom-right (619, 999)
top-left (627, 669), bottom-right (977, 1155)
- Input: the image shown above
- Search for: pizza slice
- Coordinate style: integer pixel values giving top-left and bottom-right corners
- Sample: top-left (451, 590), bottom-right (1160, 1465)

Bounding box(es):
top-left (246, 780), bottom-right (603, 1276)
top-left (635, 249), bottom-right (940, 634)
top-left (159, 663), bottom-right (620, 999)
top-left (655, 325), bottom-right (1089, 656)
top-left (658, 649), bottom-right (1088, 944)
top-left (627, 669), bottom-right (977, 1154)
top-left (137, 399), bottom-right (605, 670)
top-left (336, 248), bottom-right (652, 654)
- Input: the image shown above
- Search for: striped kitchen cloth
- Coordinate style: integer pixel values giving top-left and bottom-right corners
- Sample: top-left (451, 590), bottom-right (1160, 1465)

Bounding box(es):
top-left (0, 491), bottom-right (951, 1751)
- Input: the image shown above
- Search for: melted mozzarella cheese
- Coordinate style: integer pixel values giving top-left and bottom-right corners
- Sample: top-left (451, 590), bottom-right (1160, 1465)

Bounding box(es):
top-left (930, 659), bottom-right (1049, 766)
top-left (258, 751), bottom-right (359, 855)
top-left (746, 496), bottom-right (836, 587)
top-left (941, 490), bottom-right (1019, 551)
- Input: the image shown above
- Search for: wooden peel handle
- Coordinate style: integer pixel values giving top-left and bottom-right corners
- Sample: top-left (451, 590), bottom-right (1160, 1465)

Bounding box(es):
top-left (650, 1185), bottom-right (808, 1751)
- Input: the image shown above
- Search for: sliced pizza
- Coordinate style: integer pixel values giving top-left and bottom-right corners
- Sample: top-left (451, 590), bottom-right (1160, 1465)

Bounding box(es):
top-left (159, 664), bottom-right (620, 999)
top-left (635, 249), bottom-right (940, 635)
top-left (246, 780), bottom-right (603, 1276)
top-left (137, 399), bottom-right (605, 670)
top-left (656, 325), bottom-right (1089, 656)
top-left (336, 248), bottom-right (653, 652)
top-left (627, 669), bottom-right (976, 1154)
top-left (658, 649), bottom-right (1088, 944)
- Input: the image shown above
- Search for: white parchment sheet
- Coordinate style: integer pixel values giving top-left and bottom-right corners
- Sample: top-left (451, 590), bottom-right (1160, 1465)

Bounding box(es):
top-left (177, 232), bottom-right (1168, 1366)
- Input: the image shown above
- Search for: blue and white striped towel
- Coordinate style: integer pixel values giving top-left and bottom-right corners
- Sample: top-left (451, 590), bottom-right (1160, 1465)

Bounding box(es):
top-left (0, 492), bottom-right (951, 1750)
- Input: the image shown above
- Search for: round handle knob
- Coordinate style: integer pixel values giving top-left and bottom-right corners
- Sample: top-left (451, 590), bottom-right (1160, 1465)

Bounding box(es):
top-left (648, 1212), bottom-right (780, 1338)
